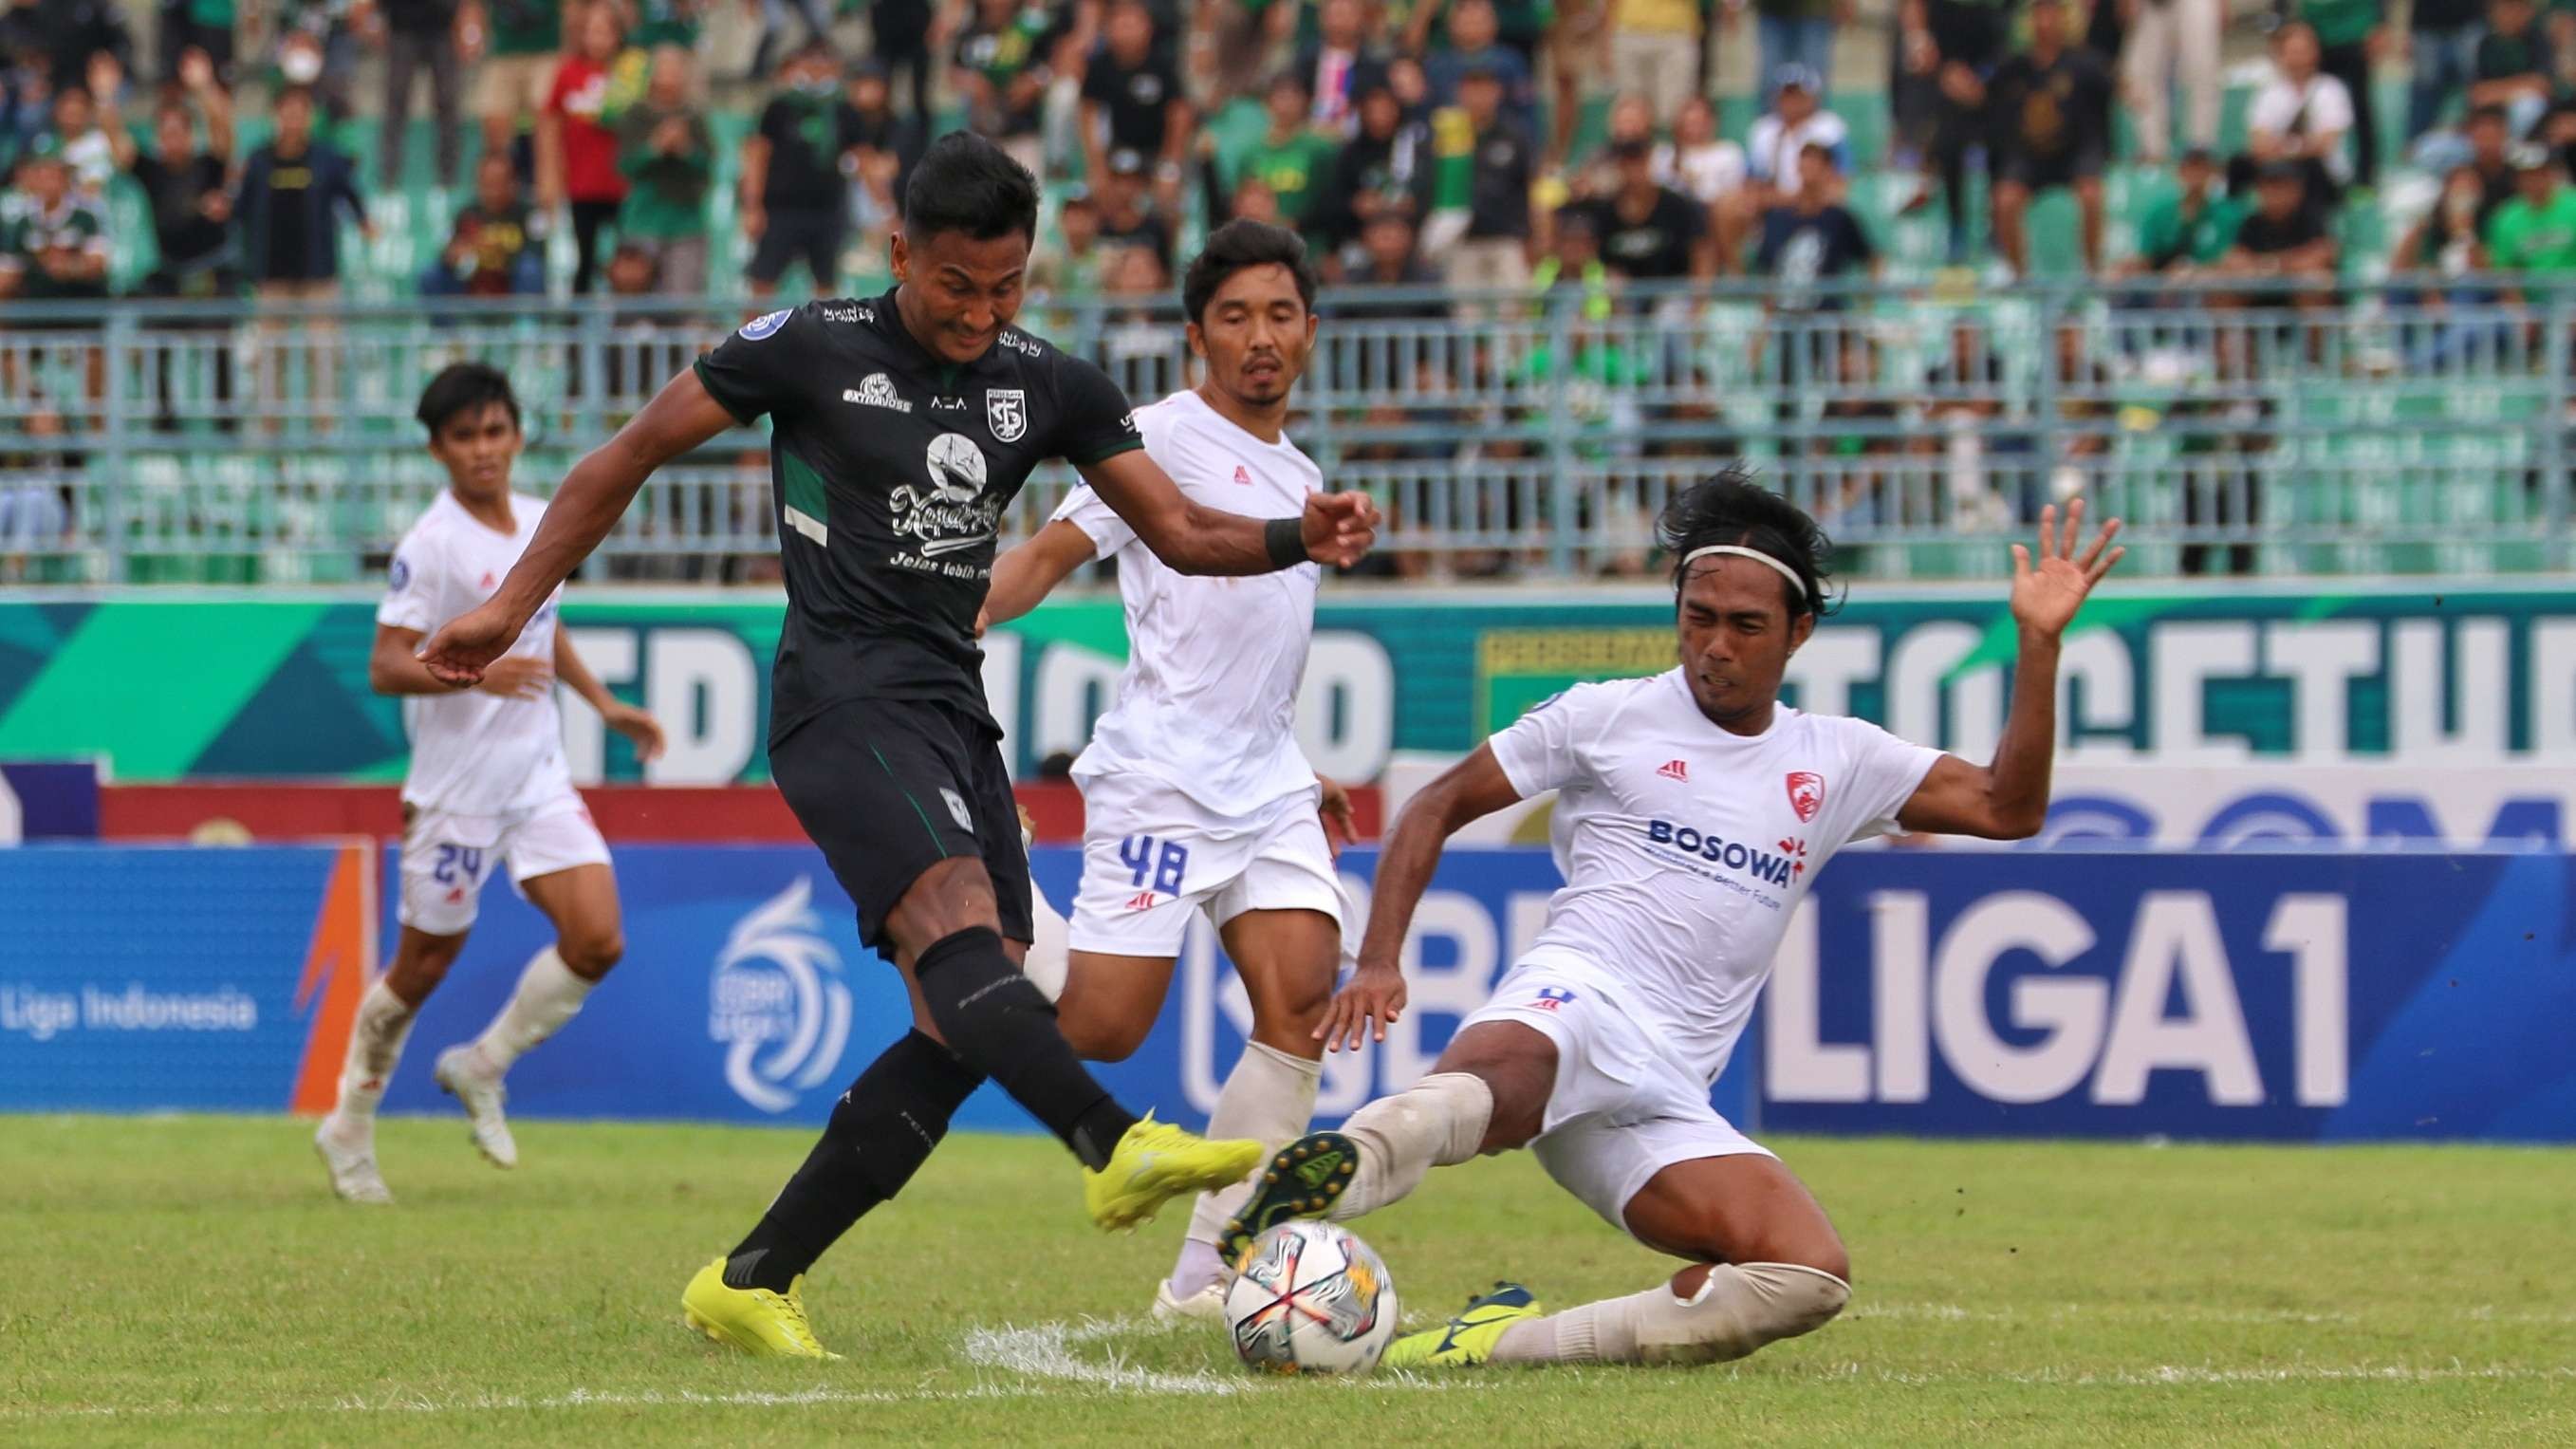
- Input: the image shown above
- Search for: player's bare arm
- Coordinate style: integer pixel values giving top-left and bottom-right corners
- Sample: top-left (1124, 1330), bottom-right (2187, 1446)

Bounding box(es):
top-left (982, 518), bottom-right (1102, 629)
top-left (1076, 447), bottom-right (1381, 574)
top-left (417, 371), bottom-right (737, 685)
top-left (1896, 499), bottom-right (2124, 840)
top-left (554, 623), bottom-right (667, 764)
top-left (371, 623), bottom-right (550, 699)
top-left (1320, 744), bottom-right (1527, 1052)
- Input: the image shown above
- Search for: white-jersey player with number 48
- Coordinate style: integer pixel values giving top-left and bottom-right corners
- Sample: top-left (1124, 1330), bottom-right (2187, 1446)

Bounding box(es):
top-left (983, 220), bottom-right (1355, 1322)
top-left (1224, 474), bottom-right (2125, 1371)
top-left (313, 362), bottom-right (665, 1204)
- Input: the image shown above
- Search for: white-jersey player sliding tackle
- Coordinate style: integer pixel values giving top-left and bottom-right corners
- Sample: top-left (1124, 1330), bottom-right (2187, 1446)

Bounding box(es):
top-left (1224, 474), bottom-right (2123, 1368)
top-left (984, 219), bottom-right (1355, 1321)
top-left (315, 362), bottom-right (667, 1203)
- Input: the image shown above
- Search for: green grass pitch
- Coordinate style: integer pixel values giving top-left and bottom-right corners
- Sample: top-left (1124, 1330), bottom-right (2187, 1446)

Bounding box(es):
top-left (4, 1115), bottom-right (2570, 1445)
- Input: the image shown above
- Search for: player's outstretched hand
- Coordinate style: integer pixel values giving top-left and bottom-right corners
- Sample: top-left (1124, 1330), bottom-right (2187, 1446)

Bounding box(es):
top-left (418, 599), bottom-right (525, 688)
top-left (604, 701), bottom-right (667, 763)
top-left (1317, 957), bottom-right (1405, 1053)
top-left (1317, 776), bottom-right (1356, 860)
top-left (2009, 497), bottom-right (2124, 641)
top-left (475, 655), bottom-right (555, 700)
top-left (1301, 490), bottom-right (1381, 568)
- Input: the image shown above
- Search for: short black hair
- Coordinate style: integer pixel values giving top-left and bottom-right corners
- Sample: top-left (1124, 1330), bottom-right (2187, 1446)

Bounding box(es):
top-left (1656, 467), bottom-right (1838, 619)
top-left (903, 130), bottom-right (1039, 245)
top-left (416, 362), bottom-right (523, 437)
top-left (1182, 219), bottom-right (1318, 324)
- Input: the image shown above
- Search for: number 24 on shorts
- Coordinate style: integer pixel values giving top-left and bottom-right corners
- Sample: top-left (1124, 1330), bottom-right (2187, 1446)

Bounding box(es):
top-left (431, 844), bottom-right (484, 885)
top-left (1119, 835), bottom-right (1188, 894)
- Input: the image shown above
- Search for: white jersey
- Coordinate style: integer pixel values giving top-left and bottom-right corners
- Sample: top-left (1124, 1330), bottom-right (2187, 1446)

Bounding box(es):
top-left (1051, 389), bottom-right (1323, 822)
top-left (377, 491), bottom-right (571, 818)
top-left (1490, 669), bottom-right (1943, 1086)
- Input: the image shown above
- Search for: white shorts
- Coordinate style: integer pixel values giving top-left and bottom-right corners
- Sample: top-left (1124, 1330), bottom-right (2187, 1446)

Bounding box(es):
top-left (1066, 774), bottom-right (1344, 957)
top-left (1457, 952), bottom-right (1774, 1235)
top-left (398, 791), bottom-right (611, 936)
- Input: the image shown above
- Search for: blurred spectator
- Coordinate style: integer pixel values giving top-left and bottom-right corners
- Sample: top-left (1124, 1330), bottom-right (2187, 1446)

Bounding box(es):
top-left (742, 41), bottom-right (859, 296)
top-left (1569, 89), bottom-right (1652, 200)
top-left (2122, 0), bottom-right (2221, 164)
top-left (843, 57), bottom-right (920, 275)
top-left (2120, 146), bottom-right (2243, 275)
top-left (1081, 0), bottom-right (1189, 213)
top-left (602, 240), bottom-right (692, 404)
top-left (1746, 65), bottom-right (1847, 201)
top-left (2392, 162), bottom-right (2501, 372)
top-left (46, 62), bottom-right (125, 195)
top-left (1293, 0), bottom-right (1381, 133)
top-left (1095, 148), bottom-right (1174, 268)
top-left (158, 0), bottom-right (232, 85)
top-left (1436, 62), bottom-right (1535, 308)
top-left (1542, 0), bottom-right (1606, 161)
top-left (1426, 0), bottom-right (1532, 129)
top-left (1809, 337), bottom-right (1902, 529)
top-left (1206, 0), bottom-right (1293, 100)
top-left (126, 50), bottom-right (235, 298)
top-left (1754, 143), bottom-right (1877, 307)
top-left (371, 0), bottom-right (463, 192)
top-left (1229, 171), bottom-right (1282, 223)
top-left (4, 0), bottom-right (130, 89)
top-left (0, 397), bottom-right (75, 582)
top-left (619, 44), bottom-right (713, 295)
top-left (236, 84), bottom-right (368, 302)
top-left (1097, 242), bottom-right (1177, 396)
top-left (863, 0), bottom-right (934, 123)
top-left (1237, 69), bottom-right (1339, 251)
top-left (952, 0), bottom-right (1057, 179)
top-left (1321, 77), bottom-right (1429, 266)
top-left (543, 2), bottom-right (638, 293)
top-left (2047, 321), bottom-right (2112, 492)
top-left (2220, 158), bottom-right (2340, 342)
top-left (2414, 104), bottom-right (2524, 215)
top-left (1753, 0), bottom-right (1846, 95)
top-left (270, 0), bottom-right (363, 125)
top-left (2471, 0), bottom-right (2557, 139)
top-left (2483, 148), bottom-right (2576, 280)
top-left (2246, 22), bottom-right (2352, 211)
top-left (1657, 94), bottom-right (1746, 266)
top-left (2396, 161), bottom-right (2493, 274)
top-left (1604, 0), bottom-right (1702, 127)
top-left (1351, 200), bottom-right (1438, 288)
top-left (0, 138), bottom-right (106, 300)
top-left (2, 40), bottom-right (47, 158)
top-left (1028, 186), bottom-right (1106, 298)
top-left (2410, 0), bottom-right (2485, 141)
top-left (1896, 0), bottom-right (2013, 262)
top-left (751, 0), bottom-right (834, 83)
top-left (1588, 136), bottom-right (1710, 283)
top-left (421, 150), bottom-right (543, 294)
top-left (1983, 0), bottom-right (2111, 275)
top-left (631, 0), bottom-right (706, 48)
top-left (2293, 0), bottom-right (2384, 188)
top-left (460, 0), bottom-right (557, 179)
top-left (1917, 316), bottom-right (2024, 529)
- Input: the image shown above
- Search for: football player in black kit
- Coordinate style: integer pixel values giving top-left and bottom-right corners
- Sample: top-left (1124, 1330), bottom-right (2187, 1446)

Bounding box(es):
top-left (418, 132), bottom-right (1381, 1358)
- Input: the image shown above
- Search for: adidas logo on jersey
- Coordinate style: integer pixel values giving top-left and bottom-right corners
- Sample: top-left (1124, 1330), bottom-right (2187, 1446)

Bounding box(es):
top-left (1657, 759), bottom-right (1690, 782)
top-left (843, 373), bottom-right (913, 414)
top-left (1124, 890), bottom-right (1158, 912)
top-left (1232, 464), bottom-right (1253, 486)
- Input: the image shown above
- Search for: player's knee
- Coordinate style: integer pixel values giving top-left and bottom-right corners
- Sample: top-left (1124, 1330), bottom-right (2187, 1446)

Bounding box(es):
top-left (558, 926), bottom-right (623, 978)
top-left (1056, 999), bottom-right (1151, 1062)
top-left (1250, 967), bottom-right (1333, 1044)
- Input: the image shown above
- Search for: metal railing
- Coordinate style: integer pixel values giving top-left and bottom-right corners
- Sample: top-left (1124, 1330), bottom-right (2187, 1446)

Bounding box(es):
top-left (0, 278), bottom-right (2567, 585)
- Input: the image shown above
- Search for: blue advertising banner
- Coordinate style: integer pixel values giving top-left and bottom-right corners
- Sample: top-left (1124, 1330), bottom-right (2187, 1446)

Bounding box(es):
top-left (3, 844), bottom-right (2567, 1142)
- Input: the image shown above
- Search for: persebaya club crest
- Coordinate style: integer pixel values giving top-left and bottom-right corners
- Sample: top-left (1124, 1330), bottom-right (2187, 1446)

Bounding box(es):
top-left (986, 388), bottom-right (1028, 443)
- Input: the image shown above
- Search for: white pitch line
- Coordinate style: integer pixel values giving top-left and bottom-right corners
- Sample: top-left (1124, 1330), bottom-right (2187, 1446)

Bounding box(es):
top-left (1850, 1300), bottom-right (2576, 1328)
top-left (956, 1314), bottom-right (1470, 1396)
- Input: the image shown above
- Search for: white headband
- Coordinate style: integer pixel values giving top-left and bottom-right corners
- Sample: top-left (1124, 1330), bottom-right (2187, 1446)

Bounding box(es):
top-left (1680, 544), bottom-right (1809, 601)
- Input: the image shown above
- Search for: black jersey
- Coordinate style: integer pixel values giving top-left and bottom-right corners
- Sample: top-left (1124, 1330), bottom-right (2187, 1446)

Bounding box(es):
top-left (693, 291), bottom-right (1143, 743)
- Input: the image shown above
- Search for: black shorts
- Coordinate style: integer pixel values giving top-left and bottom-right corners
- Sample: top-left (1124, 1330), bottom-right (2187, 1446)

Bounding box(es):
top-left (745, 207), bottom-right (843, 288)
top-left (771, 696), bottom-right (1032, 953)
top-left (1992, 145), bottom-right (2104, 193)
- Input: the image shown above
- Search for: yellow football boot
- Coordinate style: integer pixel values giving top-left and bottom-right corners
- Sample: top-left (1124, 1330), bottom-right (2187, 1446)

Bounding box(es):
top-left (1381, 1283), bottom-right (1544, 1369)
top-left (680, 1257), bottom-right (841, 1360)
top-left (1084, 1114), bottom-right (1265, 1231)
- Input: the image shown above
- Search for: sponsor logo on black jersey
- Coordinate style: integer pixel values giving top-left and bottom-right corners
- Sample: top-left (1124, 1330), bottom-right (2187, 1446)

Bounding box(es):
top-left (843, 373), bottom-right (912, 414)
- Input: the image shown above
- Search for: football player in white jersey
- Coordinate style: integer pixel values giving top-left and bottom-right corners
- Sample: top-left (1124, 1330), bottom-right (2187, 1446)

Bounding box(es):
top-left (314, 362), bottom-right (666, 1204)
top-left (1225, 474), bottom-right (2124, 1369)
top-left (982, 221), bottom-right (1352, 1322)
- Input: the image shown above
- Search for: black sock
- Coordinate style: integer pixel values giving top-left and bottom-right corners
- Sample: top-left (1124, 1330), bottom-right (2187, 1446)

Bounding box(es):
top-left (913, 926), bottom-right (1138, 1170)
top-left (724, 1030), bottom-right (983, 1292)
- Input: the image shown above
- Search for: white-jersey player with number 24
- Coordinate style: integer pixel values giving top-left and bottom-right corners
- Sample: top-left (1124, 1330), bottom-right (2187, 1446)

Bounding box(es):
top-left (1224, 474), bottom-right (2124, 1371)
top-left (985, 220), bottom-right (1356, 1321)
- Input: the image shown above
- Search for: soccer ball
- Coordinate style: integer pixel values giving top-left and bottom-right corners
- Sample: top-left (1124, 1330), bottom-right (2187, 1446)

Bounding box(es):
top-left (1223, 1220), bottom-right (1399, 1375)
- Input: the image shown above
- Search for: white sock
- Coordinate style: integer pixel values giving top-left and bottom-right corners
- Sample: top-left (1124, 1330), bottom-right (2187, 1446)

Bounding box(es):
top-left (1334, 1071), bottom-right (1492, 1217)
top-left (1022, 883), bottom-right (1072, 1004)
top-left (1492, 1263), bottom-right (1852, 1365)
top-left (469, 946), bottom-right (594, 1074)
top-left (332, 980), bottom-right (417, 1126)
top-left (1174, 1042), bottom-right (1323, 1294)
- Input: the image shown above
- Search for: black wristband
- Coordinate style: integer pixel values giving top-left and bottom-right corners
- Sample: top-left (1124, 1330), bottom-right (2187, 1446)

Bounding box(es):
top-left (1263, 514), bottom-right (1307, 570)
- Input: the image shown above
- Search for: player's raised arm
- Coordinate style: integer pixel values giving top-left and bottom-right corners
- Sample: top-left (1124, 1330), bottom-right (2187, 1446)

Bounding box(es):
top-left (1076, 445), bottom-right (1381, 576)
top-left (1896, 498), bottom-right (2124, 840)
top-left (417, 368), bottom-right (737, 685)
top-left (983, 518), bottom-right (1104, 629)
top-left (1321, 743), bottom-right (1528, 1052)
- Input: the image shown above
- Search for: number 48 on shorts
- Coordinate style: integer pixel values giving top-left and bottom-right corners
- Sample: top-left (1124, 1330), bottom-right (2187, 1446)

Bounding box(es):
top-left (1119, 835), bottom-right (1190, 895)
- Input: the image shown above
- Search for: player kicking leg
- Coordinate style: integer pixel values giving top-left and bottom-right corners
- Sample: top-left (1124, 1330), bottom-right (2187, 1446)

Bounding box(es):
top-left (316, 363), bottom-right (666, 1203)
top-left (986, 221), bottom-right (1350, 1323)
top-left (1227, 476), bottom-right (2124, 1367)
top-left (414, 137), bottom-right (1381, 1356)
